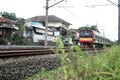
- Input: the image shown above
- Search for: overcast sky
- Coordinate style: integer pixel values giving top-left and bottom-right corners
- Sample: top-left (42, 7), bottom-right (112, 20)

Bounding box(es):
top-left (0, 0), bottom-right (118, 41)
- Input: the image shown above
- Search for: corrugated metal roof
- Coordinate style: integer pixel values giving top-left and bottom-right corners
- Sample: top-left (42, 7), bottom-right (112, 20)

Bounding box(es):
top-left (0, 17), bottom-right (18, 30)
top-left (0, 26), bottom-right (18, 30)
top-left (26, 15), bottom-right (71, 25)
top-left (0, 17), bottom-right (12, 23)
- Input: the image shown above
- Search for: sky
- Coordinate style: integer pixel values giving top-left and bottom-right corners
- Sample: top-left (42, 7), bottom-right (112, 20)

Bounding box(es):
top-left (0, 0), bottom-right (118, 41)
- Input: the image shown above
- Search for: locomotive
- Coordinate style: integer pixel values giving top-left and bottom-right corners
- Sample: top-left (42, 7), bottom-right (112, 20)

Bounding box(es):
top-left (79, 30), bottom-right (112, 48)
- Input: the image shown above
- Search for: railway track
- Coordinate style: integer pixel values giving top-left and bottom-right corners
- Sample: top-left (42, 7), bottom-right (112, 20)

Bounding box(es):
top-left (0, 46), bottom-right (70, 57)
top-left (0, 49), bottom-right (54, 57)
top-left (0, 46), bottom-right (56, 57)
top-left (0, 45), bottom-right (105, 57)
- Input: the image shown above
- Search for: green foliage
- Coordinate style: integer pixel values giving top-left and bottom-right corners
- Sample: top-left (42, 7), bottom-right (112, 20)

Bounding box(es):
top-left (113, 40), bottom-right (118, 45)
top-left (0, 37), bottom-right (8, 45)
top-left (1, 12), bottom-right (17, 20)
top-left (78, 25), bottom-right (90, 30)
top-left (12, 34), bottom-right (34, 45)
top-left (78, 25), bottom-right (99, 32)
top-left (26, 45), bottom-right (120, 80)
top-left (16, 19), bottom-right (25, 34)
top-left (12, 34), bottom-right (23, 45)
top-left (18, 25), bottom-right (25, 36)
top-left (92, 45), bottom-right (120, 80)
top-left (56, 37), bottom-right (65, 53)
top-left (91, 25), bottom-right (99, 32)
top-left (0, 12), bottom-right (28, 45)
top-left (56, 37), bottom-right (64, 48)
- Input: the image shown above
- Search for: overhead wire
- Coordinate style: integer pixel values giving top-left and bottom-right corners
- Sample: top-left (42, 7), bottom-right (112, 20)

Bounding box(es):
top-left (106, 0), bottom-right (118, 7)
top-left (62, 7), bottom-right (86, 25)
top-left (54, 0), bottom-right (116, 26)
top-left (86, 0), bottom-right (113, 8)
top-left (63, 7), bottom-right (81, 21)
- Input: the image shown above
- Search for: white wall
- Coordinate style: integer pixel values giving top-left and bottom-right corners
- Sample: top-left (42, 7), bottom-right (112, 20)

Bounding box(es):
top-left (33, 34), bottom-right (56, 42)
top-left (48, 22), bottom-right (61, 27)
top-left (33, 33), bottom-right (56, 42)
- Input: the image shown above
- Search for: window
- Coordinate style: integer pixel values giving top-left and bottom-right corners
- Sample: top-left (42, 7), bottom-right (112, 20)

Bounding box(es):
top-left (80, 30), bottom-right (92, 38)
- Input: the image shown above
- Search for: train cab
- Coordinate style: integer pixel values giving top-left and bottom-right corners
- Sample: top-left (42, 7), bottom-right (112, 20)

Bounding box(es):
top-left (79, 30), bottom-right (112, 48)
top-left (79, 30), bottom-right (94, 48)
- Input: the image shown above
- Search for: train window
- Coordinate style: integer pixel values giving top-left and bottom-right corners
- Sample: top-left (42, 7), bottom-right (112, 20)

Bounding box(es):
top-left (80, 32), bottom-right (84, 37)
top-left (84, 32), bottom-right (89, 36)
top-left (80, 31), bottom-right (92, 38)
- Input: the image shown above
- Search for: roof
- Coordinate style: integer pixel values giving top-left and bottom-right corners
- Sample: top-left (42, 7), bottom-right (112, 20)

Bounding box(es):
top-left (0, 17), bottom-right (18, 30)
top-left (0, 17), bottom-right (13, 23)
top-left (69, 29), bottom-right (79, 33)
top-left (26, 15), bottom-right (71, 25)
top-left (0, 26), bottom-right (18, 30)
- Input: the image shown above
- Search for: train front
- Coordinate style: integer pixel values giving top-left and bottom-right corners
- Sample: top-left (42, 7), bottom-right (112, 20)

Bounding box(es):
top-left (79, 30), bottom-right (94, 48)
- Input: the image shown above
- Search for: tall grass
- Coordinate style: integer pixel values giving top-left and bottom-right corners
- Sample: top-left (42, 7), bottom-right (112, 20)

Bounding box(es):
top-left (25, 37), bottom-right (120, 80)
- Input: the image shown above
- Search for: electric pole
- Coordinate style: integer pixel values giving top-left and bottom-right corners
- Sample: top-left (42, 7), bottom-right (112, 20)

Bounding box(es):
top-left (44, 0), bottom-right (65, 48)
top-left (44, 0), bottom-right (49, 48)
top-left (107, 0), bottom-right (120, 44)
top-left (118, 0), bottom-right (120, 44)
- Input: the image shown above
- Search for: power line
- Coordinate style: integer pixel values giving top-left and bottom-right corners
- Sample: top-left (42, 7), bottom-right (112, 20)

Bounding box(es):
top-left (62, 7), bottom-right (84, 23)
top-left (48, 0), bottom-right (64, 8)
top-left (106, 0), bottom-right (118, 7)
top-left (86, 0), bottom-right (117, 8)
top-left (86, 4), bottom-right (113, 8)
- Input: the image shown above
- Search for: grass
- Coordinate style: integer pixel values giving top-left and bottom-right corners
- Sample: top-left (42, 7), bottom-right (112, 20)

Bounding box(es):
top-left (25, 38), bottom-right (120, 80)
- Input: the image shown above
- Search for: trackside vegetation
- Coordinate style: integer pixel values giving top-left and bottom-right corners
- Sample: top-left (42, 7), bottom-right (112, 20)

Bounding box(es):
top-left (25, 38), bottom-right (120, 80)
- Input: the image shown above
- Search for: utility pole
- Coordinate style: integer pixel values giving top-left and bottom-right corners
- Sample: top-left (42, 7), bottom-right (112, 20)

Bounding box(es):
top-left (107, 0), bottom-right (119, 44)
top-left (118, 0), bottom-right (120, 44)
top-left (44, 0), bottom-right (49, 48)
top-left (44, 0), bottom-right (65, 48)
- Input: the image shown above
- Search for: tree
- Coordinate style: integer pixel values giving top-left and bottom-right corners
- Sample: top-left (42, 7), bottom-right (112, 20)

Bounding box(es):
top-left (12, 18), bottom-right (27, 45)
top-left (91, 25), bottom-right (99, 32)
top-left (1, 12), bottom-right (17, 20)
top-left (78, 25), bottom-right (99, 32)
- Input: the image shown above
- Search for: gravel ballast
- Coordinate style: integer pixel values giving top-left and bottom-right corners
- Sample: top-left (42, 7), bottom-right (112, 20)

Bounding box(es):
top-left (0, 54), bottom-right (61, 80)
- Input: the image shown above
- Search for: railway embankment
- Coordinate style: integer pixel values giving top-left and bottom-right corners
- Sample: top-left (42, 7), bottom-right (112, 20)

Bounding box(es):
top-left (0, 54), bottom-right (61, 80)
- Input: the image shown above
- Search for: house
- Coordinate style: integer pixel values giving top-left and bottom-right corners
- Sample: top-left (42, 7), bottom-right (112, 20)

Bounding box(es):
top-left (25, 15), bottom-right (71, 43)
top-left (0, 17), bottom-right (18, 41)
top-left (69, 29), bottom-right (79, 44)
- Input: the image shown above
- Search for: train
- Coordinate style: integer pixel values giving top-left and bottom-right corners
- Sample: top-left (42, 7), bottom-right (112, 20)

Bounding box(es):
top-left (78, 30), bottom-right (112, 48)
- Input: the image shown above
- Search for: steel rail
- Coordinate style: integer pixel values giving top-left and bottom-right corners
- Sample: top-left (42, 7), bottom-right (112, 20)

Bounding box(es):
top-left (0, 47), bottom-right (70, 57)
top-left (0, 49), bottom-right (54, 57)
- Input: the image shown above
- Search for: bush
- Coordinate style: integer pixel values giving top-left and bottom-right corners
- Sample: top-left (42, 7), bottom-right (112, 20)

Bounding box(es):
top-left (0, 37), bottom-right (8, 45)
top-left (12, 34), bottom-right (34, 45)
top-left (38, 40), bottom-right (44, 46)
top-left (12, 34), bottom-right (24, 45)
